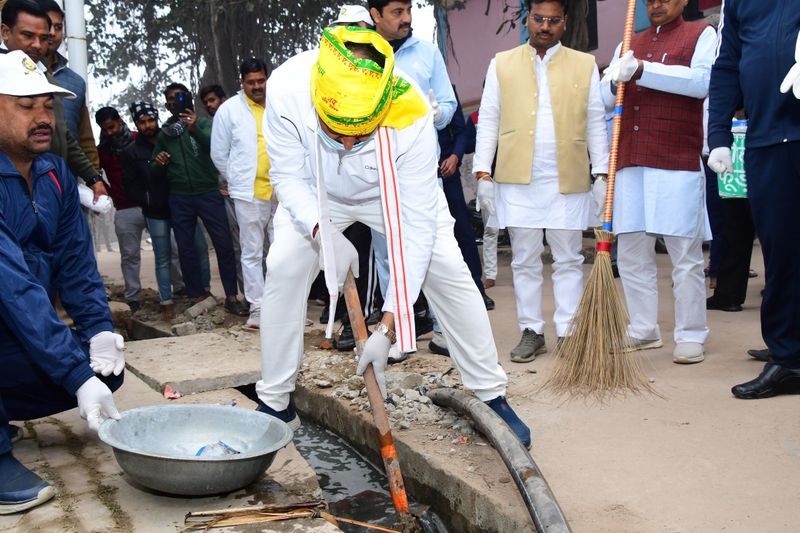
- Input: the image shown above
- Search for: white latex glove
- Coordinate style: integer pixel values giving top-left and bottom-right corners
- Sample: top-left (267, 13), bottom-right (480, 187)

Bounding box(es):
top-left (76, 377), bottom-right (121, 432)
top-left (592, 177), bottom-right (607, 219)
top-left (356, 332), bottom-right (391, 398)
top-left (78, 184), bottom-right (114, 214)
top-left (779, 31), bottom-right (800, 99)
top-left (315, 226), bottom-right (359, 290)
top-left (708, 147), bottom-right (734, 174)
top-left (602, 50), bottom-right (640, 84)
top-left (427, 89), bottom-right (443, 124)
top-left (89, 331), bottom-right (125, 377)
top-left (476, 178), bottom-right (496, 217)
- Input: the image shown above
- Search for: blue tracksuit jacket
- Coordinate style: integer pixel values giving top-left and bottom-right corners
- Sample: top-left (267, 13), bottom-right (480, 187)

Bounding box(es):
top-left (0, 151), bottom-right (112, 395)
top-left (708, 0), bottom-right (800, 150)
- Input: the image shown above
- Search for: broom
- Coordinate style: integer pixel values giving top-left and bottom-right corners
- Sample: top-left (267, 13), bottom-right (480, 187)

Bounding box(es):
top-left (544, 0), bottom-right (652, 398)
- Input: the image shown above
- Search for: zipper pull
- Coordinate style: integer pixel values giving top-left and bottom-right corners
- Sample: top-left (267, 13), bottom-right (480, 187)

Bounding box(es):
top-left (31, 200), bottom-right (39, 214)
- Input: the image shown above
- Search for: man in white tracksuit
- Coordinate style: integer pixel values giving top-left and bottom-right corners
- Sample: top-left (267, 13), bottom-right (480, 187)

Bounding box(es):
top-left (211, 58), bottom-right (277, 329)
top-left (255, 26), bottom-right (531, 448)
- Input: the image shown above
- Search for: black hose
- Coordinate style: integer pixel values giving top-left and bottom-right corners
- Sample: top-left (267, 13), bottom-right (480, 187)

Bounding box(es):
top-left (427, 389), bottom-right (571, 533)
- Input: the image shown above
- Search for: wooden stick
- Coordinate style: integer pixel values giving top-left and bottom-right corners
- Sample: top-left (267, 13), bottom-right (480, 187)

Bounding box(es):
top-left (343, 271), bottom-right (412, 517)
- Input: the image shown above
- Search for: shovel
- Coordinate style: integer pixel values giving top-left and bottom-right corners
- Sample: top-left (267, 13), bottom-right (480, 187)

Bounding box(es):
top-left (342, 271), bottom-right (421, 533)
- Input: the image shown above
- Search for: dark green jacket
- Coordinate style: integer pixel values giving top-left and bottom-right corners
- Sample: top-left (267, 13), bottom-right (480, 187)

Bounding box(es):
top-left (150, 117), bottom-right (219, 196)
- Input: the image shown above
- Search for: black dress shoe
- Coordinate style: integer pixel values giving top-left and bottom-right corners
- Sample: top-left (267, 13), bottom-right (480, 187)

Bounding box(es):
top-left (706, 297), bottom-right (742, 312)
top-left (482, 292), bottom-right (495, 311)
top-left (747, 348), bottom-right (771, 362)
top-left (731, 363), bottom-right (800, 399)
top-left (334, 322), bottom-right (356, 352)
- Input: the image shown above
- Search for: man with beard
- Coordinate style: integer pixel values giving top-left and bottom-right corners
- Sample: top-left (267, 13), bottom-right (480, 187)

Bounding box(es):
top-left (95, 107), bottom-right (146, 313)
top-left (0, 50), bottom-right (123, 515)
top-left (120, 103), bottom-right (210, 321)
top-left (474, 0), bottom-right (609, 361)
top-left (199, 85), bottom-right (227, 118)
top-left (0, 0), bottom-right (106, 201)
top-left (211, 58), bottom-right (276, 329)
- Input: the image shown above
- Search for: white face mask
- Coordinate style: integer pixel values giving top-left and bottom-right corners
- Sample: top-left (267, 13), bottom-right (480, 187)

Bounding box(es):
top-left (316, 125), bottom-right (375, 154)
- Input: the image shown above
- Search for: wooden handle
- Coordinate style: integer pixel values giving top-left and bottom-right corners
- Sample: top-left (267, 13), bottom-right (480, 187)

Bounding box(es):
top-left (342, 271), bottom-right (410, 515)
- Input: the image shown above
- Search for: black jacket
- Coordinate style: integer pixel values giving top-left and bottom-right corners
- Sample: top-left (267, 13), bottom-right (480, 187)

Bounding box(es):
top-left (120, 134), bottom-right (171, 219)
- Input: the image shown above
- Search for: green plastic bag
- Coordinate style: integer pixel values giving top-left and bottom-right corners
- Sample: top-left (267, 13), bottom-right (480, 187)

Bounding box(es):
top-left (717, 119), bottom-right (747, 199)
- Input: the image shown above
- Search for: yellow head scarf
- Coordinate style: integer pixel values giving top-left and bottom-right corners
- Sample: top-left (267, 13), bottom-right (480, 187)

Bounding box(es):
top-left (311, 26), bottom-right (428, 136)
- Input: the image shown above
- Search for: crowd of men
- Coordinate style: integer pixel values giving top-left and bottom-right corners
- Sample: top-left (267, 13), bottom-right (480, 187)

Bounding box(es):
top-left (0, 0), bottom-right (798, 516)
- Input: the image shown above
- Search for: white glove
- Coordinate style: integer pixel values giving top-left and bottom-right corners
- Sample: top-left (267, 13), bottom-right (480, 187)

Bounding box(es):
top-left (779, 31), bottom-right (800, 99)
top-left (315, 226), bottom-right (359, 290)
top-left (476, 178), bottom-right (496, 217)
top-left (89, 331), bottom-right (125, 377)
top-left (708, 147), bottom-right (733, 174)
top-left (356, 331), bottom-right (391, 398)
top-left (76, 377), bottom-right (121, 432)
top-left (78, 185), bottom-right (114, 214)
top-left (592, 177), bottom-right (607, 219)
top-left (602, 50), bottom-right (640, 84)
top-left (428, 89), bottom-right (443, 124)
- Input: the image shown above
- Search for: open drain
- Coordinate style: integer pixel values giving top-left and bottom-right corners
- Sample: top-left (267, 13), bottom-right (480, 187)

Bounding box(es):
top-left (294, 421), bottom-right (450, 533)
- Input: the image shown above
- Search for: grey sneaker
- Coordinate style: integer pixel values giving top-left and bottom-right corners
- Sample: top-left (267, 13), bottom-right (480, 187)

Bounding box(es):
top-left (625, 337), bottom-right (664, 352)
top-left (510, 329), bottom-right (546, 363)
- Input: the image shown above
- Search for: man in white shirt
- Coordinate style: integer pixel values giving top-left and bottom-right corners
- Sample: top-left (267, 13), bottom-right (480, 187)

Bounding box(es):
top-left (474, 0), bottom-right (609, 362)
top-left (256, 26), bottom-right (531, 449)
top-left (601, 0), bottom-right (714, 364)
top-left (211, 58), bottom-right (276, 329)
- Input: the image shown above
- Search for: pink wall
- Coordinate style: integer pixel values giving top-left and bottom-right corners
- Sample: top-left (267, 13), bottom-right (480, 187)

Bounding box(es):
top-left (443, 2), bottom-right (521, 109)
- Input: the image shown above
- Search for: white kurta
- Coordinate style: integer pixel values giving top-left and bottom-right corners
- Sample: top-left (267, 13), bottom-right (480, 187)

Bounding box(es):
top-left (474, 43), bottom-right (610, 230)
top-left (602, 26), bottom-right (717, 239)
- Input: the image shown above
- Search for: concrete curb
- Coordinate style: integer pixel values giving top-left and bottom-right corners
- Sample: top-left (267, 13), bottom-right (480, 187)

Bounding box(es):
top-left (294, 383), bottom-right (535, 533)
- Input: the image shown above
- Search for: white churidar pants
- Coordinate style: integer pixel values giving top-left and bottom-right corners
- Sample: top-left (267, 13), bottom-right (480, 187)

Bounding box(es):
top-left (233, 198), bottom-right (276, 308)
top-left (617, 232), bottom-right (708, 344)
top-left (507, 227), bottom-right (584, 337)
top-left (255, 190), bottom-right (508, 410)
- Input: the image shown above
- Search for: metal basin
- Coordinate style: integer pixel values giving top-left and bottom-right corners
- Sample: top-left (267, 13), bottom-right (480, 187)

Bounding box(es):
top-left (98, 404), bottom-right (293, 496)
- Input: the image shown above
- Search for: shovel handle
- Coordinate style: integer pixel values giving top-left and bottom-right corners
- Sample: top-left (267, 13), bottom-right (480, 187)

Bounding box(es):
top-left (343, 271), bottom-right (410, 515)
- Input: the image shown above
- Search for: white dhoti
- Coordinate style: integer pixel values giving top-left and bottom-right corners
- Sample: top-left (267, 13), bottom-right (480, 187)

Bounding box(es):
top-left (613, 166), bottom-right (709, 344)
top-left (255, 189), bottom-right (508, 410)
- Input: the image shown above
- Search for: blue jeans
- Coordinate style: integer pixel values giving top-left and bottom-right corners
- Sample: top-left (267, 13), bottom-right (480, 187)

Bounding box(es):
top-left (146, 217), bottom-right (210, 304)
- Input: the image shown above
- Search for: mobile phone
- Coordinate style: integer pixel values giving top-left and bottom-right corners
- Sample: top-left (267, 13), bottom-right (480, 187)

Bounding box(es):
top-left (173, 91), bottom-right (194, 115)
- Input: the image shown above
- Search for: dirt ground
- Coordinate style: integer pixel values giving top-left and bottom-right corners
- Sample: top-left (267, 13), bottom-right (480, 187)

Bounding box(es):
top-left (94, 241), bottom-right (800, 533)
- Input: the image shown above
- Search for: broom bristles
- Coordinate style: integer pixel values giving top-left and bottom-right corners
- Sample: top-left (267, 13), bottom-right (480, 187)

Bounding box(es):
top-left (544, 229), bottom-right (654, 398)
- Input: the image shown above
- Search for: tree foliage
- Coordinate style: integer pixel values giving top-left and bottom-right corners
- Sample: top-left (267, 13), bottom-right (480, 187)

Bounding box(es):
top-left (87, 0), bottom-right (342, 108)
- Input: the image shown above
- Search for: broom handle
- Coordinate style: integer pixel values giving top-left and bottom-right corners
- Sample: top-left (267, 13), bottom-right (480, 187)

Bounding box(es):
top-left (343, 271), bottom-right (411, 516)
top-left (603, 0), bottom-right (639, 233)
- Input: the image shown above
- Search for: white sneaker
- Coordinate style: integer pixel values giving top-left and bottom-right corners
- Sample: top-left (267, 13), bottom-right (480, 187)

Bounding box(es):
top-left (244, 306), bottom-right (261, 330)
top-left (387, 342), bottom-right (413, 364)
top-left (673, 342), bottom-right (704, 364)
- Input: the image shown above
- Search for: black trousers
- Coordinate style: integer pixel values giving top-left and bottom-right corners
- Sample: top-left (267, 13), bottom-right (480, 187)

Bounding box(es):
top-left (711, 198), bottom-right (755, 306)
top-left (746, 142), bottom-right (800, 368)
top-left (442, 171), bottom-right (484, 291)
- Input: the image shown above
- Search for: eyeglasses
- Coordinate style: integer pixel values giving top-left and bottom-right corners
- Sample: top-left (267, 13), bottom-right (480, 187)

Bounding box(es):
top-left (531, 14), bottom-right (564, 25)
top-left (645, 0), bottom-right (674, 5)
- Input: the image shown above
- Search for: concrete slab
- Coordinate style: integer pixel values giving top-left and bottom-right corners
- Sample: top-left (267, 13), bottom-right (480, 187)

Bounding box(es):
top-left (123, 332), bottom-right (261, 396)
top-left (0, 372), bottom-right (339, 533)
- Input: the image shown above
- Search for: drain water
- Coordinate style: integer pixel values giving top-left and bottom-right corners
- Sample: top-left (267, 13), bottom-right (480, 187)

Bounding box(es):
top-left (294, 421), bottom-right (450, 533)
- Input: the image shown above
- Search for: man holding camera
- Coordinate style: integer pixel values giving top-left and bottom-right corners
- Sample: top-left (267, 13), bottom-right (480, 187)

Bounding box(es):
top-left (151, 83), bottom-right (248, 316)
